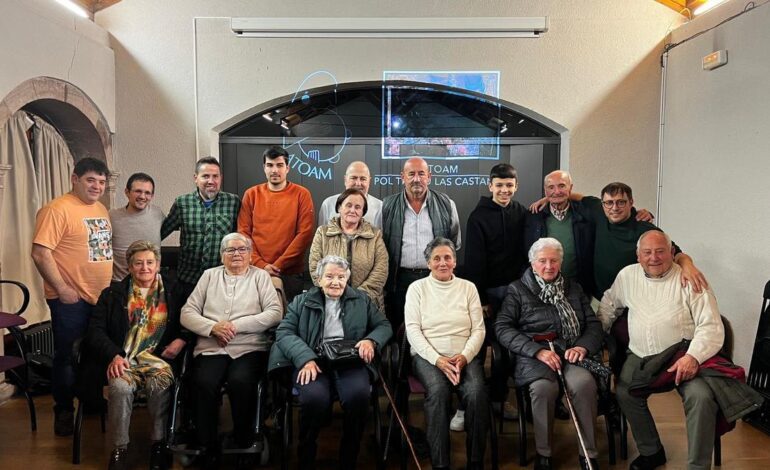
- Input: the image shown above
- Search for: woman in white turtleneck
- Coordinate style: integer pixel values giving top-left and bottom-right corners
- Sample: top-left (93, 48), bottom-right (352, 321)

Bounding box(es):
top-left (404, 237), bottom-right (488, 470)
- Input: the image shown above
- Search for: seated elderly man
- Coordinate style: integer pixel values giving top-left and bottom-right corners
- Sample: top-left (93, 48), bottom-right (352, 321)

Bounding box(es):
top-left (87, 240), bottom-right (188, 470)
top-left (598, 230), bottom-right (724, 470)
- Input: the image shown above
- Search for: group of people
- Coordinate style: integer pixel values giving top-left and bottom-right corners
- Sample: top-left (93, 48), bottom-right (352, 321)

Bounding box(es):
top-left (29, 147), bottom-right (761, 470)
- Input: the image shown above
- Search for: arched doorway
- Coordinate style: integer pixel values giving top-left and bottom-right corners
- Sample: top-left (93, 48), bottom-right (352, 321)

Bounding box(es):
top-left (215, 81), bottom-right (567, 262)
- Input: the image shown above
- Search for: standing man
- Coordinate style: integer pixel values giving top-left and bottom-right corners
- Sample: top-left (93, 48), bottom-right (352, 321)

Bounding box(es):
top-left (238, 145), bottom-right (315, 301)
top-left (524, 171), bottom-right (597, 295)
top-left (381, 157), bottom-right (461, 328)
top-left (161, 157), bottom-right (240, 305)
top-left (598, 231), bottom-right (725, 470)
top-left (110, 172), bottom-right (165, 282)
top-left (317, 161), bottom-right (382, 228)
top-left (31, 157), bottom-right (113, 436)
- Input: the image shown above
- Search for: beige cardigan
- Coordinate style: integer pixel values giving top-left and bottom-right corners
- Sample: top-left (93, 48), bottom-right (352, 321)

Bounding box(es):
top-left (181, 265), bottom-right (282, 358)
top-left (308, 217), bottom-right (388, 311)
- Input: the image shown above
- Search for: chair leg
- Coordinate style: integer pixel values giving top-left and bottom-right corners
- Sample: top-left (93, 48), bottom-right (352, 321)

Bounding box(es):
top-left (372, 387), bottom-right (385, 470)
top-left (606, 412), bottom-right (616, 465)
top-left (281, 397), bottom-right (292, 470)
top-left (620, 412), bottom-right (628, 460)
top-left (72, 400), bottom-right (84, 464)
top-left (489, 403), bottom-right (499, 470)
top-left (516, 388), bottom-right (527, 467)
top-left (9, 369), bottom-right (36, 432)
top-left (714, 435), bottom-right (722, 466)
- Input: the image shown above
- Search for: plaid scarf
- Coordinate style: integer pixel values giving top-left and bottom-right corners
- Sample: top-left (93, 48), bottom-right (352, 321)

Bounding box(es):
top-left (549, 203), bottom-right (569, 222)
top-left (535, 273), bottom-right (580, 344)
top-left (120, 274), bottom-right (173, 392)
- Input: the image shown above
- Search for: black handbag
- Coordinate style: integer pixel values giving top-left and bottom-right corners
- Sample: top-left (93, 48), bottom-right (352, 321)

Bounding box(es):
top-left (318, 339), bottom-right (363, 369)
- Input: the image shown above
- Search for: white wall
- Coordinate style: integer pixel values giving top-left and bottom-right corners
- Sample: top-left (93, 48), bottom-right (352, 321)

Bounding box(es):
top-left (660, 1), bottom-right (770, 368)
top-left (96, 0), bottom-right (682, 213)
top-left (0, 0), bottom-right (116, 129)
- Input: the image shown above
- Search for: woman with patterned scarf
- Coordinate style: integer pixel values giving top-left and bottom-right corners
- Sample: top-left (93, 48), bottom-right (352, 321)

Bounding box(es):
top-left (87, 240), bottom-right (188, 470)
top-left (495, 237), bottom-right (604, 470)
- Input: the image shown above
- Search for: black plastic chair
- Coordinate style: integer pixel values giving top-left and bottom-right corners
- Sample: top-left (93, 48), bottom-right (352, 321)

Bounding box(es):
top-left (388, 326), bottom-right (499, 470)
top-left (0, 280), bottom-right (36, 432)
top-left (490, 336), bottom-right (618, 466)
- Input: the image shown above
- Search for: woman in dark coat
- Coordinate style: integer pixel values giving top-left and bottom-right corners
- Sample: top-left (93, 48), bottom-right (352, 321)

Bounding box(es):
top-left (495, 237), bottom-right (603, 470)
top-left (87, 240), bottom-right (188, 470)
top-left (268, 254), bottom-right (392, 469)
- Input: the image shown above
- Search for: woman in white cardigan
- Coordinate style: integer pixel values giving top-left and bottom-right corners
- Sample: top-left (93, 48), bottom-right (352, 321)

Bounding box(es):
top-left (181, 232), bottom-right (282, 463)
top-left (405, 237), bottom-right (489, 470)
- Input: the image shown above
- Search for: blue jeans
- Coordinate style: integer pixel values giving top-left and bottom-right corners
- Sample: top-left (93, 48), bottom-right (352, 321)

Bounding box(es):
top-left (412, 355), bottom-right (490, 468)
top-left (293, 365), bottom-right (371, 469)
top-left (48, 299), bottom-right (93, 412)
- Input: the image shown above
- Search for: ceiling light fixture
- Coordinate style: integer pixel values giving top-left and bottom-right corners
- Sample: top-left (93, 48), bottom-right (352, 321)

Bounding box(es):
top-left (693, 0), bottom-right (728, 16)
top-left (53, 0), bottom-right (89, 18)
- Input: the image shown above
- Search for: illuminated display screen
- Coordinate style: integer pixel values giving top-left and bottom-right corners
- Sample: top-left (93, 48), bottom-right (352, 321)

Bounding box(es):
top-left (382, 71), bottom-right (501, 160)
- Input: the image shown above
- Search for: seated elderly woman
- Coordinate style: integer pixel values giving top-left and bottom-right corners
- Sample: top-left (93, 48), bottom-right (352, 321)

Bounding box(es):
top-left (180, 233), bottom-right (282, 462)
top-left (308, 188), bottom-right (388, 310)
top-left (87, 240), bottom-right (188, 470)
top-left (404, 237), bottom-right (488, 470)
top-left (495, 237), bottom-right (603, 470)
top-left (268, 255), bottom-right (392, 468)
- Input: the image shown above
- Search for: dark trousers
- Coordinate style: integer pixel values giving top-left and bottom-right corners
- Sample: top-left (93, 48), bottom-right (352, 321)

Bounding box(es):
top-left (48, 299), bottom-right (93, 413)
top-left (293, 365), bottom-right (371, 469)
top-left (192, 351), bottom-right (266, 448)
top-left (412, 355), bottom-right (490, 468)
top-left (386, 268), bottom-right (430, 329)
top-left (280, 273), bottom-right (305, 304)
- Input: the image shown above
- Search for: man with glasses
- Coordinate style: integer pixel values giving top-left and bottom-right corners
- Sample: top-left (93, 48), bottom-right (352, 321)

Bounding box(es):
top-left (317, 161), bottom-right (382, 228)
top-left (381, 157), bottom-right (461, 328)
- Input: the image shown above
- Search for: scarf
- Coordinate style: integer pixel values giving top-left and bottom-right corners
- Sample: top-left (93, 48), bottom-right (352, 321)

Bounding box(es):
top-left (120, 274), bottom-right (173, 392)
top-left (535, 273), bottom-right (580, 343)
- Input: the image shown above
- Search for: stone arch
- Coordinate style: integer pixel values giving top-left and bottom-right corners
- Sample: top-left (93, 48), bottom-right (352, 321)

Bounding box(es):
top-left (0, 76), bottom-right (118, 206)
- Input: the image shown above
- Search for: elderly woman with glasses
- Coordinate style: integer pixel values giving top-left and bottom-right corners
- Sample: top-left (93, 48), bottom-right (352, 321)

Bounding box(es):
top-left (405, 237), bottom-right (488, 470)
top-left (269, 255), bottom-right (392, 468)
top-left (495, 237), bottom-right (603, 470)
top-left (87, 240), bottom-right (188, 470)
top-left (181, 233), bottom-right (283, 461)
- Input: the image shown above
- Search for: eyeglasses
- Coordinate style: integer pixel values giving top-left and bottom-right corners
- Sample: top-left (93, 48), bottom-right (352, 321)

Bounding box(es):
top-left (223, 247), bottom-right (250, 255)
top-left (602, 199), bottom-right (628, 208)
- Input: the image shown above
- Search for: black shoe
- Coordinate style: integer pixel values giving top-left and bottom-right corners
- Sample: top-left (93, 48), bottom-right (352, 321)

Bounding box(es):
top-left (149, 441), bottom-right (168, 470)
top-left (629, 447), bottom-right (667, 470)
top-left (534, 454), bottom-right (552, 470)
top-left (579, 456), bottom-right (600, 470)
top-left (108, 447), bottom-right (129, 470)
top-left (54, 409), bottom-right (74, 437)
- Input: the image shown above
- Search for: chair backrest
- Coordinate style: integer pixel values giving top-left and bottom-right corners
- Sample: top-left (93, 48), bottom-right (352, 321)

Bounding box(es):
top-left (720, 315), bottom-right (734, 361)
top-left (0, 280), bottom-right (30, 317)
top-left (271, 276), bottom-right (288, 318)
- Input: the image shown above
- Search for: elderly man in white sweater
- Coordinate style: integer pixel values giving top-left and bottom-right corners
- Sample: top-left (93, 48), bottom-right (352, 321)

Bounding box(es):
top-left (405, 237), bottom-right (488, 470)
top-left (598, 230), bottom-right (723, 470)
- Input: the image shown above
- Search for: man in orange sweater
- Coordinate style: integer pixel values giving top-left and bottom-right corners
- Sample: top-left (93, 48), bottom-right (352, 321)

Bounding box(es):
top-left (237, 146), bottom-right (315, 301)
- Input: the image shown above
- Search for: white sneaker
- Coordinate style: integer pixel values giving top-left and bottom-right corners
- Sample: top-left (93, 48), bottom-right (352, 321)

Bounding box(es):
top-left (450, 409), bottom-right (465, 432)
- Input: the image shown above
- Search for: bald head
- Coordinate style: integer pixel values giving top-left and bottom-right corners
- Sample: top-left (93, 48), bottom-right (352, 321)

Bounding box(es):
top-left (402, 157), bottom-right (431, 201)
top-left (344, 161), bottom-right (371, 195)
top-left (544, 170), bottom-right (573, 209)
top-left (637, 230), bottom-right (675, 277)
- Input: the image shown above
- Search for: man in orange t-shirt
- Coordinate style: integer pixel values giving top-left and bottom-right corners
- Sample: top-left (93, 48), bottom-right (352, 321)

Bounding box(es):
top-left (31, 157), bottom-right (113, 437)
top-left (237, 146), bottom-right (314, 301)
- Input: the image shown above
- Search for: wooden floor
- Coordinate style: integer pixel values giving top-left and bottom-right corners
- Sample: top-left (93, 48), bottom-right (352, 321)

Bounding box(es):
top-left (1, 391), bottom-right (770, 469)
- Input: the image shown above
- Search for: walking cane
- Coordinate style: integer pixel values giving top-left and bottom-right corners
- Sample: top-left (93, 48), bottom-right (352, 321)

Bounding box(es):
top-left (532, 333), bottom-right (595, 470)
top-left (379, 364), bottom-right (422, 470)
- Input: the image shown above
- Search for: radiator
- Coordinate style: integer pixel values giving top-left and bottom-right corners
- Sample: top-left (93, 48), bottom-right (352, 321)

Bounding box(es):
top-left (23, 321), bottom-right (54, 358)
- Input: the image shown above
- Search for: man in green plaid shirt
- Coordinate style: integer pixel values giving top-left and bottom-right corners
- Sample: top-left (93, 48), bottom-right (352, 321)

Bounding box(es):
top-left (161, 157), bottom-right (240, 303)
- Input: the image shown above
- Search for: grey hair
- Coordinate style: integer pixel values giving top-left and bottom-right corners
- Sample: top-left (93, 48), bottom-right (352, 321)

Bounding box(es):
top-left (219, 232), bottom-right (253, 255)
top-left (636, 230), bottom-right (672, 251)
top-left (528, 237), bottom-right (564, 263)
top-left (423, 237), bottom-right (456, 262)
top-left (543, 170), bottom-right (572, 186)
top-left (126, 240), bottom-right (161, 265)
top-left (316, 255), bottom-right (351, 279)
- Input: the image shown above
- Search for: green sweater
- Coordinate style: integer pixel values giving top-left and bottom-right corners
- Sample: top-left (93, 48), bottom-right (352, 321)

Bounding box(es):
top-left (582, 196), bottom-right (679, 297)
